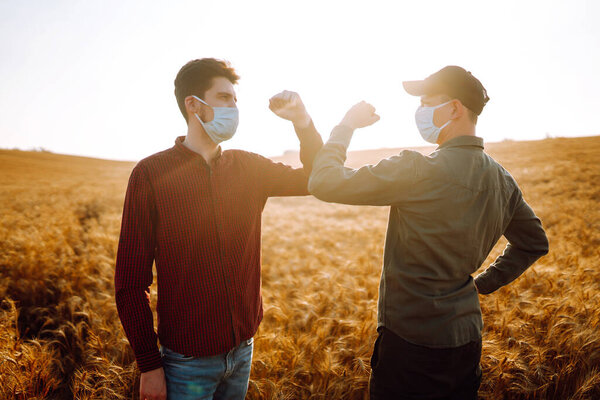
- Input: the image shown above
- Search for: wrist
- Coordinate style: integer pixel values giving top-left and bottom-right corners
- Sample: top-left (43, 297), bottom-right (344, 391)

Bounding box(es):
top-left (141, 366), bottom-right (164, 375)
top-left (292, 113), bottom-right (311, 129)
top-left (339, 118), bottom-right (356, 130)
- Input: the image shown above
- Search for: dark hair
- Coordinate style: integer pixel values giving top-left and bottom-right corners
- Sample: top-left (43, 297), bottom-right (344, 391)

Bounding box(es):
top-left (174, 58), bottom-right (240, 122)
top-left (440, 95), bottom-right (478, 125)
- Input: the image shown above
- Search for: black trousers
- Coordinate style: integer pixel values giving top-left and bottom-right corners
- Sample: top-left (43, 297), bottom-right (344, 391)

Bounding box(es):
top-left (369, 327), bottom-right (482, 400)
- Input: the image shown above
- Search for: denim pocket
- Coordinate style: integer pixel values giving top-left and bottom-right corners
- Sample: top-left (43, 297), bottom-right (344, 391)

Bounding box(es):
top-left (161, 346), bottom-right (195, 362)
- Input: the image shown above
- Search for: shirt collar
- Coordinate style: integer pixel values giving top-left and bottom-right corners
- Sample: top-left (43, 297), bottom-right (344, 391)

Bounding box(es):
top-left (173, 136), bottom-right (223, 162)
top-left (437, 135), bottom-right (484, 150)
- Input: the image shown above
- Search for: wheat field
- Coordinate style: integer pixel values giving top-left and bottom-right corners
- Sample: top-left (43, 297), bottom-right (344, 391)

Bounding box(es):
top-left (0, 135), bottom-right (599, 399)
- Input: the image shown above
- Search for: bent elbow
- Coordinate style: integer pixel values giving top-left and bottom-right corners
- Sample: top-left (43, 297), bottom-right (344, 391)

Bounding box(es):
top-left (528, 232), bottom-right (549, 259)
top-left (539, 234), bottom-right (550, 256)
top-left (308, 171), bottom-right (333, 200)
top-left (308, 179), bottom-right (329, 200)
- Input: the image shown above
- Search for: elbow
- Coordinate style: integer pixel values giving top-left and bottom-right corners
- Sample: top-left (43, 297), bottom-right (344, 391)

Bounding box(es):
top-left (527, 234), bottom-right (549, 259)
top-left (308, 172), bottom-right (337, 202)
top-left (307, 175), bottom-right (326, 199)
top-left (523, 223), bottom-right (549, 258)
top-left (534, 227), bottom-right (550, 257)
top-left (307, 170), bottom-right (324, 196)
top-left (538, 234), bottom-right (550, 257)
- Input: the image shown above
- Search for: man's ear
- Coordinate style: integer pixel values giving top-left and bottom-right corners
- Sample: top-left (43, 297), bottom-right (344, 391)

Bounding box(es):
top-left (451, 99), bottom-right (464, 120)
top-left (185, 96), bottom-right (199, 116)
top-left (185, 95), bottom-right (208, 122)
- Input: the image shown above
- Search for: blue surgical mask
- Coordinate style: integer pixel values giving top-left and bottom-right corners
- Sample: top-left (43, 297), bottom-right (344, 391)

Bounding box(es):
top-left (192, 95), bottom-right (239, 144)
top-left (415, 101), bottom-right (452, 144)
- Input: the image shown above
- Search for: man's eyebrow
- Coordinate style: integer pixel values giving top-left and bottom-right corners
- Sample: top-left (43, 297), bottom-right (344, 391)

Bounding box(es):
top-left (217, 92), bottom-right (234, 97)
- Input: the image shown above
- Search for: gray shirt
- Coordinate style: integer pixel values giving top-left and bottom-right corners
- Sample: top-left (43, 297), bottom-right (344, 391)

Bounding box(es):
top-left (308, 126), bottom-right (549, 348)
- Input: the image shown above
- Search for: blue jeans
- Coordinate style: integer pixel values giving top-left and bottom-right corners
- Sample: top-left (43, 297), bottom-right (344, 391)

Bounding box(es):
top-left (160, 338), bottom-right (253, 400)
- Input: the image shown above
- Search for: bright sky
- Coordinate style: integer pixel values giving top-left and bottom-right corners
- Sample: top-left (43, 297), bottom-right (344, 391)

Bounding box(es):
top-left (1, 0), bottom-right (598, 161)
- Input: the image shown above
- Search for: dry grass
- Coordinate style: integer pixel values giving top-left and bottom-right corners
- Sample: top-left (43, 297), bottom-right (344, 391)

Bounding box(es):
top-left (0, 136), bottom-right (599, 399)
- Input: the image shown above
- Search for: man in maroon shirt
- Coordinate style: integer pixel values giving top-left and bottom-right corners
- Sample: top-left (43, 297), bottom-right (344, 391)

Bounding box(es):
top-left (115, 58), bottom-right (323, 400)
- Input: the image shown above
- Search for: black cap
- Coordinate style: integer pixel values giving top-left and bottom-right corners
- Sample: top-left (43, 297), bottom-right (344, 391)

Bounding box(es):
top-left (402, 66), bottom-right (490, 115)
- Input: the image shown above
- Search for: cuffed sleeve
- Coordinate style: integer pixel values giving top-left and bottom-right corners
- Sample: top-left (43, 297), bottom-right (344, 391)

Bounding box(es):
top-left (474, 192), bottom-right (549, 294)
top-left (308, 125), bottom-right (419, 206)
top-left (114, 164), bottom-right (162, 373)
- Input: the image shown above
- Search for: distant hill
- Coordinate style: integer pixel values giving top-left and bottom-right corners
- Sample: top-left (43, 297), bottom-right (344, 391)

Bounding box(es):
top-left (2, 136), bottom-right (598, 175)
top-left (271, 145), bottom-right (436, 168)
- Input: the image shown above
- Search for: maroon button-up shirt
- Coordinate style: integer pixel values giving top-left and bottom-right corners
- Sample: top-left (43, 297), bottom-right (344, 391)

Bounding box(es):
top-left (115, 123), bottom-right (322, 372)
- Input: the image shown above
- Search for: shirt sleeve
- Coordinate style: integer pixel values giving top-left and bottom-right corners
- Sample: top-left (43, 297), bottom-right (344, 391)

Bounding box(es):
top-left (295, 119), bottom-right (324, 176)
top-left (114, 164), bottom-right (162, 373)
top-left (308, 125), bottom-right (419, 206)
top-left (255, 119), bottom-right (324, 197)
top-left (474, 190), bottom-right (549, 295)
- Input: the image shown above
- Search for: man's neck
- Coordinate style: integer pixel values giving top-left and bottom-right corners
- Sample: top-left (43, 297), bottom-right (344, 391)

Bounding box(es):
top-left (437, 122), bottom-right (476, 146)
top-left (183, 128), bottom-right (220, 165)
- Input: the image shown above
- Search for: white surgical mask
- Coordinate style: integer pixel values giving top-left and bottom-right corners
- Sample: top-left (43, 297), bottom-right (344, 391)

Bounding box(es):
top-left (192, 95), bottom-right (239, 144)
top-left (415, 101), bottom-right (452, 144)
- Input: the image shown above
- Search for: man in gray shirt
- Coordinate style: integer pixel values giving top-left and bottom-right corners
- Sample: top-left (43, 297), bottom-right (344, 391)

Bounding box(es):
top-left (308, 66), bottom-right (549, 399)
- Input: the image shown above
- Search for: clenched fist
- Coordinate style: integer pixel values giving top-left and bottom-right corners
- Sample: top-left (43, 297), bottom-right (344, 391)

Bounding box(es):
top-left (269, 90), bottom-right (311, 128)
top-left (340, 101), bottom-right (380, 130)
top-left (139, 367), bottom-right (167, 400)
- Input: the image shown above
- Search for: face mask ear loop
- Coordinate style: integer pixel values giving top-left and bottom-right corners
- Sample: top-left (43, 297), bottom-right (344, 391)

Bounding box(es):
top-left (434, 100), bottom-right (453, 130)
top-left (192, 95), bottom-right (212, 121)
top-left (194, 112), bottom-right (205, 126)
top-left (192, 95), bottom-right (209, 107)
top-left (438, 119), bottom-right (452, 131)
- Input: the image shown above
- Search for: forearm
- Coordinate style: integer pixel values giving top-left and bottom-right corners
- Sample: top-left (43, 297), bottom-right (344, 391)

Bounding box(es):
top-left (308, 125), bottom-right (398, 205)
top-left (476, 194), bottom-right (549, 294)
top-left (115, 287), bottom-right (162, 372)
top-left (309, 124), bottom-right (417, 206)
top-left (293, 118), bottom-right (323, 175)
top-left (307, 125), bottom-right (355, 201)
top-left (474, 242), bottom-right (548, 294)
